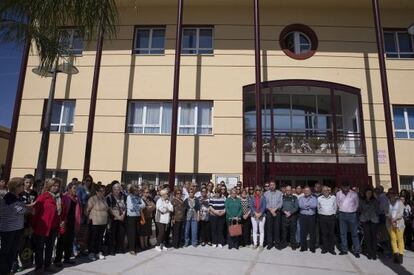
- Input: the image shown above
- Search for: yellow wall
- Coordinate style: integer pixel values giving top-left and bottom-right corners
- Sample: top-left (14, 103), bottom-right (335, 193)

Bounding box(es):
top-left (10, 3), bottom-right (414, 188)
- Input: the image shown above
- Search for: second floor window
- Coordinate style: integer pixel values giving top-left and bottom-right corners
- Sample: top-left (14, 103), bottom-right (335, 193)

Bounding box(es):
top-left (59, 29), bottom-right (83, 56)
top-left (182, 27), bottom-right (213, 54)
top-left (393, 106), bottom-right (414, 138)
top-left (134, 27), bottom-right (166, 55)
top-left (384, 30), bottom-right (414, 58)
top-left (49, 101), bottom-right (75, 133)
top-left (127, 101), bottom-right (213, 135)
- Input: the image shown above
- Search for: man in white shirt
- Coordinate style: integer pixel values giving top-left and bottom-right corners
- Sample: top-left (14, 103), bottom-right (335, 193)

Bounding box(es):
top-left (317, 186), bottom-right (337, 255)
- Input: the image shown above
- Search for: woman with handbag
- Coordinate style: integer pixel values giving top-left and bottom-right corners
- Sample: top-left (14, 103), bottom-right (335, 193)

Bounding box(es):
top-left (126, 184), bottom-right (145, 255)
top-left (249, 185), bottom-right (266, 250)
top-left (225, 188), bottom-right (242, 249)
top-left (139, 187), bottom-right (156, 250)
top-left (199, 187), bottom-right (211, 246)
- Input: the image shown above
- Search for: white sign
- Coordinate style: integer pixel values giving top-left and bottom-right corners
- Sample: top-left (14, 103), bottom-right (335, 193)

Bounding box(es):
top-left (377, 150), bottom-right (387, 164)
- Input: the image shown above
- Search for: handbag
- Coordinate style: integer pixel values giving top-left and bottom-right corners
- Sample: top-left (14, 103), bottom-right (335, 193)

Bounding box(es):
top-left (228, 218), bottom-right (242, 237)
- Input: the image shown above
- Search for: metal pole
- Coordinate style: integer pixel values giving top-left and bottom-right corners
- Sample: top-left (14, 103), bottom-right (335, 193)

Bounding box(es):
top-left (371, 0), bottom-right (399, 191)
top-left (168, 0), bottom-right (184, 191)
top-left (3, 38), bottom-right (30, 181)
top-left (35, 59), bottom-right (59, 183)
top-left (254, 0), bottom-right (263, 185)
top-left (83, 26), bottom-right (104, 178)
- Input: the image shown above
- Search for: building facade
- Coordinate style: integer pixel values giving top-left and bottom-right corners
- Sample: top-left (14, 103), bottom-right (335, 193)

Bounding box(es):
top-left (8, 0), bottom-right (414, 190)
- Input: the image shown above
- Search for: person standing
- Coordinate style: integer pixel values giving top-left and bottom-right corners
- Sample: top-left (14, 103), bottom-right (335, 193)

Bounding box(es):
top-left (199, 188), bottom-right (211, 246)
top-left (386, 190), bottom-right (405, 264)
top-left (336, 181), bottom-right (360, 258)
top-left (184, 188), bottom-right (200, 247)
top-left (0, 178), bottom-right (34, 275)
top-left (359, 187), bottom-right (379, 260)
top-left (171, 189), bottom-right (185, 249)
top-left (106, 183), bottom-right (126, 255)
top-left (225, 188), bottom-right (242, 249)
top-left (54, 182), bottom-right (81, 267)
top-left (298, 186), bottom-right (317, 253)
top-left (32, 178), bottom-right (63, 274)
top-left (209, 187), bottom-right (226, 248)
top-left (126, 184), bottom-right (145, 254)
top-left (250, 186), bottom-right (266, 249)
top-left (401, 196), bottom-right (412, 249)
top-left (264, 181), bottom-right (283, 250)
top-left (139, 187), bottom-right (156, 250)
top-left (317, 186), bottom-right (337, 255)
top-left (86, 185), bottom-right (109, 261)
top-left (240, 189), bottom-right (251, 247)
top-left (154, 189), bottom-right (173, 251)
top-left (281, 185), bottom-right (299, 250)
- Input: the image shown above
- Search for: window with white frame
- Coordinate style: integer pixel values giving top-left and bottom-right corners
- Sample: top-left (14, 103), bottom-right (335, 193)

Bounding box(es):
top-left (182, 27), bottom-right (214, 54)
top-left (393, 106), bottom-right (414, 138)
top-left (59, 29), bottom-right (83, 56)
top-left (284, 31), bottom-right (312, 55)
top-left (384, 30), bottom-right (414, 58)
top-left (49, 101), bottom-right (75, 133)
top-left (133, 27), bottom-right (166, 55)
top-left (127, 101), bottom-right (213, 135)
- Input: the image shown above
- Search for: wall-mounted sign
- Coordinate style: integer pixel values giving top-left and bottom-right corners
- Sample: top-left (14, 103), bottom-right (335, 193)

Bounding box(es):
top-left (377, 150), bottom-right (387, 164)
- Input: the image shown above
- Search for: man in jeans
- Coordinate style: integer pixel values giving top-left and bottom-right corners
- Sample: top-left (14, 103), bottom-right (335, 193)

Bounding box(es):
top-left (336, 181), bottom-right (360, 258)
top-left (264, 181), bottom-right (283, 250)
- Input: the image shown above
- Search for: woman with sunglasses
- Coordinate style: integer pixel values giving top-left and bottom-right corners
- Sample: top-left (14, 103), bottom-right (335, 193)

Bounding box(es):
top-left (249, 185), bottom-right (266, 250)
top-left (240, 189), bottom-right (251, 247)
top-left (209, 187), bottom-right (226, 248)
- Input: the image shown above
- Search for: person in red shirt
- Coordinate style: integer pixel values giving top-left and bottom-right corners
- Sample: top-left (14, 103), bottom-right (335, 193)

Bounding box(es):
top-left (32, 178), bottom-right (65, 274)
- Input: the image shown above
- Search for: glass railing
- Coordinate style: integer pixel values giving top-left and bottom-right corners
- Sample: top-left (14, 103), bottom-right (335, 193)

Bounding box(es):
top-left (244, 131), bottom-right (363, 160)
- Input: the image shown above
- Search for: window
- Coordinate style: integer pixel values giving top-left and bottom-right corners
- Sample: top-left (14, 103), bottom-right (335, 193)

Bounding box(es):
top-left (393, 106), bottom-right (414, 138)
top-left (284, 32), bottom-right (311, 55)
top-left (133, 27), bottom-right (166, 55)
top-left (122, 172), bottom-right (211, 187)
top-left (127, 101), bottom-right (213, 135)
top-left (384, 30), bottom-right (414, 58)
top-left (400, 176), bottom-right (414, 192)
top-left (279, 24), bottom-right (318, 60)
top-left (59, 29), bottom-right (83, 56)
top-left (48, 100), bottom-right (75, 133)
top-left (182, 27), bottom-right (213, 54)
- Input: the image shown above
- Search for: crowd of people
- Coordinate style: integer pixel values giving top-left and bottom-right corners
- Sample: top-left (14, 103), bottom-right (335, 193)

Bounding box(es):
top-left (0, 174), bottom-right (413, 275)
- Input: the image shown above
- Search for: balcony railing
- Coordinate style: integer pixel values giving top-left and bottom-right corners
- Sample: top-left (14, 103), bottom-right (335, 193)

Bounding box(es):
top-left (244, 131), bottom-right (364, 162)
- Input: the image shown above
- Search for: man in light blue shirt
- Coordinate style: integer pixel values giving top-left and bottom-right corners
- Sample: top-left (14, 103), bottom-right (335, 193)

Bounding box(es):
top-left (298, 186), bottom-right (317, 252)
top-left (264, 181), bottom-right (283, 250)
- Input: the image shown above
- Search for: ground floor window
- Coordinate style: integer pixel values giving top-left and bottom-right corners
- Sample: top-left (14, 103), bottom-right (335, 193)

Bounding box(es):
top-left (122, 172), bottom-right (212, 188)
top-left (400, 176), bottom-right (414, 192)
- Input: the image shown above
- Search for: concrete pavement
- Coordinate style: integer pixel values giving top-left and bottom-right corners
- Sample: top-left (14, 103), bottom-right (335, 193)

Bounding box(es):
top-left (18, 245), bottom-right (414, 275)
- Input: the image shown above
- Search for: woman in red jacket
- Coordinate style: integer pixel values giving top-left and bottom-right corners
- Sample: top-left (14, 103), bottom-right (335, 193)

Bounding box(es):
top-left (54, 181), bottom-right (81, 267)
top-left (32, 177), bottom-right (64, 274)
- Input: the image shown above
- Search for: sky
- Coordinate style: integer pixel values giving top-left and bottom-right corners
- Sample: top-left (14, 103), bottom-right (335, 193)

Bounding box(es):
top-left (0, 41), bottom-right (23, 128)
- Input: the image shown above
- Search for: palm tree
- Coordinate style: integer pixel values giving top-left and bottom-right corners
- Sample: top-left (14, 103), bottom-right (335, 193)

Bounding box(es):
top-left (0, 0), bottom-right (120, 182)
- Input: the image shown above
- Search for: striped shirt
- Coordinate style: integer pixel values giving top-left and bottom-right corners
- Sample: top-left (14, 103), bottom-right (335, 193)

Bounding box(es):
top-left (209, 196), bottom-right (226, 214)
top-left (0, 192), bottom-right (27, 232)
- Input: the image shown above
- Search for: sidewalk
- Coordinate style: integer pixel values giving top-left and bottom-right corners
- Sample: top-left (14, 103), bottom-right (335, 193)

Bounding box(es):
top-left (18, 246), bottom-right (414, 275)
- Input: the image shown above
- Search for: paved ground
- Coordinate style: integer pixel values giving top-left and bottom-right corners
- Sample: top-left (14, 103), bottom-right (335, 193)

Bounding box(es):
top-left (18, 246), bottom-right (414, 275)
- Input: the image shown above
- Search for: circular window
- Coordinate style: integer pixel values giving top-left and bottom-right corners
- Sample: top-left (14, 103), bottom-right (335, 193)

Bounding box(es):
top-left (280, 24), bottom-right (318, 60)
